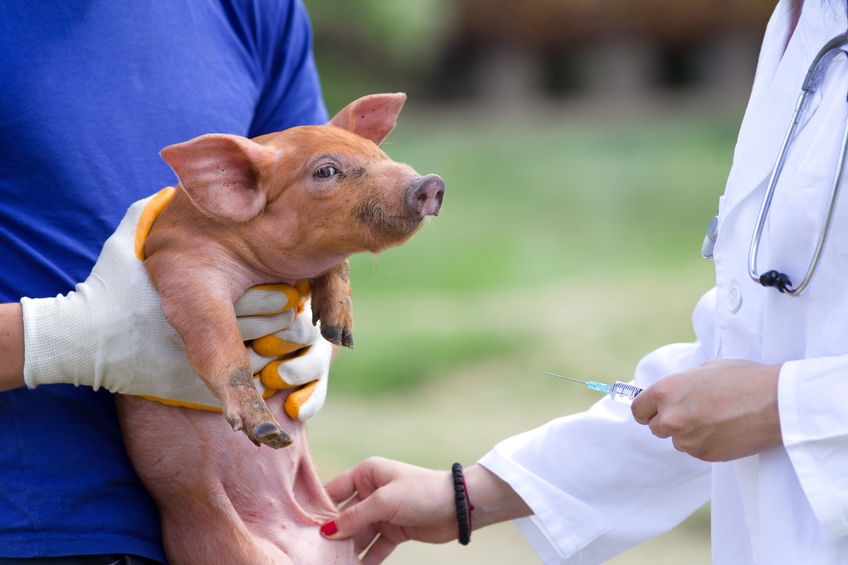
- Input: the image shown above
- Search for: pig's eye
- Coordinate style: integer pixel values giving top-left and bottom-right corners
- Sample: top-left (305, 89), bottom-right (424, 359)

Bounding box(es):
top-left (314, 165), bottom-right (339, 179)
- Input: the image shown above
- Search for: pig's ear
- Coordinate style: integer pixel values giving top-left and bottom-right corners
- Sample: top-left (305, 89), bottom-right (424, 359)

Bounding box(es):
top-left (160, 133), bottom-right (279, 222)
top-left (329, 92), bottom-right (406, 145)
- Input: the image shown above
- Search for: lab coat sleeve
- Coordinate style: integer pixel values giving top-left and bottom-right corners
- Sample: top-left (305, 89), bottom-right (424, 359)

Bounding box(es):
top-left (478, 289), bottom-right (718, 563)
top-left (779, 356), bottom-right (848, 536)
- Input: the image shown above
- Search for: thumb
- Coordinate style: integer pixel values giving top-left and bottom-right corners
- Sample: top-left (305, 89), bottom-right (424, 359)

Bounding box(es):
top-left (631, 385), bottom-right (658, 425)
top-left (283, 379), bottom-right (325, 421)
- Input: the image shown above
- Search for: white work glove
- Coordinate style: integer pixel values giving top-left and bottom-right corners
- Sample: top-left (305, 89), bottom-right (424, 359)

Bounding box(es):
top-left (21, 190), bottom-right (332, 421)
top-left (248, 304), bottom-right (332, 421)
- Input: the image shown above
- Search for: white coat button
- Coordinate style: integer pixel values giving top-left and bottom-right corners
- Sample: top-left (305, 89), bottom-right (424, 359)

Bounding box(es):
top-left (728, 285), bottom-right (742, 313)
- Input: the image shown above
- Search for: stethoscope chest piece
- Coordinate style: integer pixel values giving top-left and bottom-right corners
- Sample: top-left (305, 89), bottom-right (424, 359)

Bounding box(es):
top-left (702, 215), bottom-right (719, 260)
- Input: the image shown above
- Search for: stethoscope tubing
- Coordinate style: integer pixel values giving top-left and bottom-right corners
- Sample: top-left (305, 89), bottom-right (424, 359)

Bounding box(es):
top-left (747, 31), bottom-right (848, 295)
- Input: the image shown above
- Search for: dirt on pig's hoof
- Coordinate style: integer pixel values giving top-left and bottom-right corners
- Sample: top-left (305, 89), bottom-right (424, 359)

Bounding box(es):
top-left (252, 421), bottom-right (293, 449)
top-left (321, 325), bottom-right (354, 348)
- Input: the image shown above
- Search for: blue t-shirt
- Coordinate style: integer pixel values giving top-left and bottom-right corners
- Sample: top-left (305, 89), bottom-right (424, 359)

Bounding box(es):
top-left (0, 1), bottom-right (327, 560)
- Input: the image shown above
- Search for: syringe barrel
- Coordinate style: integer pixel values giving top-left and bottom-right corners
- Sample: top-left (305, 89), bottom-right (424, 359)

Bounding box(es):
top-left (608, 381), bottom-right (644, 404)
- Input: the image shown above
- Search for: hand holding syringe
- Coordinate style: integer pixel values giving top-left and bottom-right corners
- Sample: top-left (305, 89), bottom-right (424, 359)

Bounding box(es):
top-left (544, 371), bottom-right (643, 405)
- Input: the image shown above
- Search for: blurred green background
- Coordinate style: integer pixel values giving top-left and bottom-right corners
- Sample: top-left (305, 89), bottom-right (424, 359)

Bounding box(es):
top-left (304, 2), bottom-right (774, 563)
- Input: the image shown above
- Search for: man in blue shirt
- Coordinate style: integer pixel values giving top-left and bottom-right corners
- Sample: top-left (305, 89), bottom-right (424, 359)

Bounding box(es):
top-left (0, 1), bottom-right (329, 561)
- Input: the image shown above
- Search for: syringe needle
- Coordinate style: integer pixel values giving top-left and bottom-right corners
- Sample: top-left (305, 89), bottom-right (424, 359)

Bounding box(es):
top-left (542, 371), bottom-right (587, 384)
top-left (543, 371), bottom-right (612, 394)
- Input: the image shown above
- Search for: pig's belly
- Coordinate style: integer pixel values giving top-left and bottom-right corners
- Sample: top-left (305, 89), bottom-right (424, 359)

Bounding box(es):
top-left (116, 393), bottom-right (356, 565)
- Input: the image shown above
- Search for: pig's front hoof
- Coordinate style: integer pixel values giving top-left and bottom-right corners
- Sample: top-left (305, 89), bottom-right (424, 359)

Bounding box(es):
top-left (321, 325), bottom-right (354, 349)
top-left (226, 415), bottom-right (244, 432)
top-left (252, 421), bottom-right (293, 449)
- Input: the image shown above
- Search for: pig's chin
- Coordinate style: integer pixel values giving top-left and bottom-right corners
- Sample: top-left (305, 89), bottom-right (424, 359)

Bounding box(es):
top-left (354, 201), bottom-right (423, 247)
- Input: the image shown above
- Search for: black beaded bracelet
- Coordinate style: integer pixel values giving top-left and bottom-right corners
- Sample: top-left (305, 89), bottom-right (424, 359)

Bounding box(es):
top-left (452, 462), bottom-right (474, 545)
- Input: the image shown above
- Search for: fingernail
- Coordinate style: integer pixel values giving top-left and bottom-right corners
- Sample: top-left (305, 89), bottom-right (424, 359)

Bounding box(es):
top-left (320, 520), bottom-right (338, 537)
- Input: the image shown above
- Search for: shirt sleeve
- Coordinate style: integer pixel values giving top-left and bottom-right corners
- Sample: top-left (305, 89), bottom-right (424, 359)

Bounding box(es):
top-left (478, 288), bottom-right (718, 563)
top-left (249, 0), bottom-right (328, 136)
top-left (779, 355), bottom-right (848, 536)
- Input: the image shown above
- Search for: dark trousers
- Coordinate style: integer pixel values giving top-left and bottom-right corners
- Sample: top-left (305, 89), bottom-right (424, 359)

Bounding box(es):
top-left (0, 556), bottom-right (164, 565)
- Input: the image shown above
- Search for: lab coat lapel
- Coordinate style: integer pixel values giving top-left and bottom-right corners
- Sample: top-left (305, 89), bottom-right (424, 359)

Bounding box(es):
top-left (721, 1), bottom-right (844, 217)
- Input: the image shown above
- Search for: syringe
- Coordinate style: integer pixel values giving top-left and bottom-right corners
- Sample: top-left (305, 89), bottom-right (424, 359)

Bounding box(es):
top-left (543, 371), bottom-right (643, 405)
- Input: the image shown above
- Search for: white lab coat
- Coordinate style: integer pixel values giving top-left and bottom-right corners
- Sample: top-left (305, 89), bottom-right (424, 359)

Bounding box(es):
top-left (479, 1), bottom-right (848, 563)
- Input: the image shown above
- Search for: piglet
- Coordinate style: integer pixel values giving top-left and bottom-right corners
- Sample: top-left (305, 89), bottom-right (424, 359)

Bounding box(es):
top-left (116, 93), bottom-right (443, 563)
top-left (138, 93), bottom-right (444, 448)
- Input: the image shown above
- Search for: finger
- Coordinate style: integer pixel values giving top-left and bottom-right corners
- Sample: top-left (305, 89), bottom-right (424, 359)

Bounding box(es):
top-left (325, 467), bottom-right (361, 506)
top-left (286, 373), bottom-right (328, 422)
top-left (237, 308), bottom-right (295, 341)
top-left (234, 284), bottom-right (299, 316)
top-left (252, 333), bottom-right (306, 357)
top-left (272, 304), bottom-right (322, 345)
top-left (353, 523), bottom-right (379, 554)
top-left (250, 312), bottom-right (321, 361)
top-left (630, 388), bottom-right (658, 425)
top-left (339, 492), bottom-right (362, 512)
top-left (336, 496), bottom-right (384, 553)
top-left (671, 435), bottom-right (688, 455)
top-left (251, 375), bottom-right (277, 401)
top-left (283, 380), bottom-right (320, 420)
top-left (324, 492), bottom-right (393, 541)
top-left (362, 534), bottom-right (398, 565)
top-left (248, 347), bottom-right (277, 375)
top-left (266, 337), bottom-right (332, 388)
top-left (648, 416), bottom-right (671, 439)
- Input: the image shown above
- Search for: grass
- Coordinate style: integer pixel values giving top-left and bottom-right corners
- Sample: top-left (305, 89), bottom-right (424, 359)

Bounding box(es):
top-left (330, 98), bottom-right (740, 394)
top-left (308, 95), bottom-right (743, 563)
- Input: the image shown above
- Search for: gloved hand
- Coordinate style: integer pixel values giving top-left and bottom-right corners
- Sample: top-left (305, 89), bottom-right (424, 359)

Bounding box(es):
top-left (21, 189), bottom-right (332, 420)
top-left (248, 301), bottom-right (333, 421)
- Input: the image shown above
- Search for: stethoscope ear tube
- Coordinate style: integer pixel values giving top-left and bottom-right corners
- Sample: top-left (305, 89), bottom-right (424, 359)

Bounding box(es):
top-left (747, 32), bottom-right (848, 296)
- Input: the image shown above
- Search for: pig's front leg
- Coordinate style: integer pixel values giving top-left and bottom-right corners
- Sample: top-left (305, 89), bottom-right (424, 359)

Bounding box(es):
top-left (156, 277), bottom-right (292, 448)
top-left (311, 260), bottom-right (354, 348)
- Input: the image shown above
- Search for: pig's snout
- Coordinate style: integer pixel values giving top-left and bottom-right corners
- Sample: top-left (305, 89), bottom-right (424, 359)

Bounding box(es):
top-left (407, 174), bottom-right (444, 218)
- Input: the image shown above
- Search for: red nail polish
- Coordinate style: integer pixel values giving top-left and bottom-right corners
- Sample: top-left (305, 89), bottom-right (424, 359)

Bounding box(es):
top-left (320, 520), bottom-right (338, 536)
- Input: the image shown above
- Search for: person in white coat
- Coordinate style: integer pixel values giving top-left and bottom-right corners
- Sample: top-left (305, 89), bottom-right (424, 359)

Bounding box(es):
top-left (318, 0), bottom-right (848, 563)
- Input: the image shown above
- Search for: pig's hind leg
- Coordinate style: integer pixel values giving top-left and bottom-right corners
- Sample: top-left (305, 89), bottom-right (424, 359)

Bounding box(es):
top-left (310, 260), bottom-right (354, 348)
top-left (157, 283), bottom-right (292, 448)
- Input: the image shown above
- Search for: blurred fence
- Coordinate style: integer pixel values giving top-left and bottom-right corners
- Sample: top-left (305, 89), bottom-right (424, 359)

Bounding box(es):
top-left (308, 0), bottom-right (775, 109)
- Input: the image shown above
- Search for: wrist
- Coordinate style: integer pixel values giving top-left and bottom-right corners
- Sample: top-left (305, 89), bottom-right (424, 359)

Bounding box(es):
top-left (463, 463), bottom-right (532, 531)
top-left (0, 302), bottom-right (25, 390)
top-left (21, 290), bottom-right (96, 389)
top-left (451, 463), bottom-right (474, 544)
top-left (758, 362), bottom-right (783, 450)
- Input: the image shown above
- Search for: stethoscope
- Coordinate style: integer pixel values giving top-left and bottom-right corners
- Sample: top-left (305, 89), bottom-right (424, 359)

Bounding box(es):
top-left (747, 31), bottom-right (848, 295)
